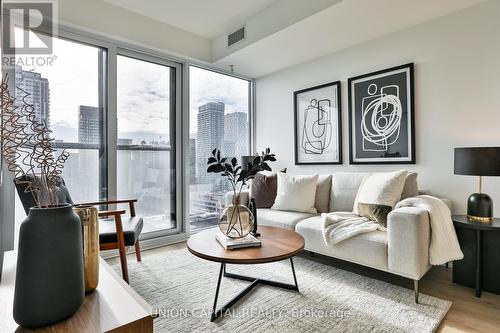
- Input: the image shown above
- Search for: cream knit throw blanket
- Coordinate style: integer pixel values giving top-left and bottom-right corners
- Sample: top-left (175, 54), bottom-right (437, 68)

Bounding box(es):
top-left (322, 195), bottom-right (463, 265)
top-left (395, 195), bottom-right (463, 265)
top-left (322, 212), bottom-right (384, 245)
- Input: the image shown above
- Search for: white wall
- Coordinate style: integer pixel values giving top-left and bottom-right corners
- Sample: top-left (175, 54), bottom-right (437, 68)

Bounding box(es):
top-left (255, 1), bottom-right (500, 214)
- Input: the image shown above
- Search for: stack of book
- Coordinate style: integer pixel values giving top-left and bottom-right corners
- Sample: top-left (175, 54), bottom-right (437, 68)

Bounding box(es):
top-left (216, 231), bottom-right (262, 250)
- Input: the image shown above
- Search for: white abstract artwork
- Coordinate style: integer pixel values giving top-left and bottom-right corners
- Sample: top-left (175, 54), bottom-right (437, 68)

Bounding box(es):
top-left (349, 64), bottom-right (415, 164)
top-left (360, 83), bottom-right (402, 152)
top-left (301, 98), bottom-right (332, 155)
top-left (294, 82), bottom-right (342, 165)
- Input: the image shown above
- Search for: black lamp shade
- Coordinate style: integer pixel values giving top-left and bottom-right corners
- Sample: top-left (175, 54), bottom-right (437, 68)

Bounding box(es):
top-left (454, 147), bottom-right (500, 176)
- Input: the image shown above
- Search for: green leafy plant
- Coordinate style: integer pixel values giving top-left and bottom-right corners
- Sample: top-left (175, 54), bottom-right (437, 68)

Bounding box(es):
top-left (207, 147), bottom-right (276, 200)
top-left (207, 148), bottom-right (276, 237)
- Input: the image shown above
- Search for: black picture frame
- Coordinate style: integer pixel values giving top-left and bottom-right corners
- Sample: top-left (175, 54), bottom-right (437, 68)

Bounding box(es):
top-left (348, 63), bottom-right (415, 165)
top-left (293, 81), bottom-right (342, 165)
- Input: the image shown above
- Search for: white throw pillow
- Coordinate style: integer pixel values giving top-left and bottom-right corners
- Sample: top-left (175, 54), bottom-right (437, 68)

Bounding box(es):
top-left (353, 170), bottom-right (408, 214)
top-left (329, 172), bottom-right (369, 212)
top-left (271, 173), bottom-right (318, 213)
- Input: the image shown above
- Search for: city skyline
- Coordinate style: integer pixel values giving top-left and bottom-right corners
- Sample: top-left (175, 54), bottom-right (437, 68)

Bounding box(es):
top-left (15, 66), bottom-right (248, 155)
top-left (13, 40), bottom-right (250, 231)
top-left (12, 31), bottom-right (250, 145)
top-left (194, 101), bottom-right (248, 189)
top-left (189, 66), bottom-right (250, 134)
top-left (14, 64), bottom-right (249, 149)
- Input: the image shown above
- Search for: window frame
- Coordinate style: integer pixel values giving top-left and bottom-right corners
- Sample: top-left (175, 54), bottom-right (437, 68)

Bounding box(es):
top-left (115, 48), bottom-right (183, 239)
top-left (185, 64), bottom-right (254, 234)
top-left (0, 20), bottom-right (256, 251)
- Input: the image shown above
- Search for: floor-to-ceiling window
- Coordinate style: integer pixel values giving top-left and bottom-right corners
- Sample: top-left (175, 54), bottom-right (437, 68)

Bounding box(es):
top-left (188, 66), bottom-right (251, 233)
top-left (10, 28), bottom-right (183, 246)
top-left (5, 25), bottom-right (254, 248)
top-left (117, 54), bottom-right (178, 235)
top-left (13, 34), bottom-right (106, 246)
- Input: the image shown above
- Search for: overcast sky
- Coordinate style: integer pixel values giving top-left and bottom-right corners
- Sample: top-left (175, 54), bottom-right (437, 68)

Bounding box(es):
top-left (189, 66), bottom-right (249, 135)
top-left (16, 32), bottom-right (250, 143)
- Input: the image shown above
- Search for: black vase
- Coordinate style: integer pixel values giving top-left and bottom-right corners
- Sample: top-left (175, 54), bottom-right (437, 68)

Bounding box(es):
top-left (13, 205), bottom-right (85, 328)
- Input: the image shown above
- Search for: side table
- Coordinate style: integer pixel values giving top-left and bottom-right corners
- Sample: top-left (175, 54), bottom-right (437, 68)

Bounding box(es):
top-left (452, 215), bottom-right (500, 297)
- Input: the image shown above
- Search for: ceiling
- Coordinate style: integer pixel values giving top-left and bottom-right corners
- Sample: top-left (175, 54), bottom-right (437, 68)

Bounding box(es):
top-left (213, 0), bottom-right (485, 77)
top-left (104, 0), bottom-right (279, 39)
top-left (104, 0), bottom-right (486, 77)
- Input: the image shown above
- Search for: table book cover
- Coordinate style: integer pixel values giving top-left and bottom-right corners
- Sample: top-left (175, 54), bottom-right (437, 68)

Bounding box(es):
top-left (216, 232), bottom-right (261, 250)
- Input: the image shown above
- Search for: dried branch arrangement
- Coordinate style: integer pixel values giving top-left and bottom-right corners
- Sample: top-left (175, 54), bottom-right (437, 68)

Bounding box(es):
top-left (0, 74), bottom-right (69, 208)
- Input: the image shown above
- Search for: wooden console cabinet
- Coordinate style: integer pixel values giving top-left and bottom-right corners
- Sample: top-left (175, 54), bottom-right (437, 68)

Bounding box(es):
top-left (0, 251), bottom-right (155, 332)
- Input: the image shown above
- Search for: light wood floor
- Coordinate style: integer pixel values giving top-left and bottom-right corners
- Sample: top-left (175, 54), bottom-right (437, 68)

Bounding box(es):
top-left (109, 242), bottom-right (500, 333)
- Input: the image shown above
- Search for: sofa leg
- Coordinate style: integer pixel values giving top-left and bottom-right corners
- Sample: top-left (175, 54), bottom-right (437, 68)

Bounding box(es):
top-left (414, 280), bottom-right (419, 304)
top-left (309, 251), bottom-right (315, 257)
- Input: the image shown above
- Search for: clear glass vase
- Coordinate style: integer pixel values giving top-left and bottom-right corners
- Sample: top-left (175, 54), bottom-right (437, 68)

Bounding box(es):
top-left (219, 195), bottom-right (254, 239)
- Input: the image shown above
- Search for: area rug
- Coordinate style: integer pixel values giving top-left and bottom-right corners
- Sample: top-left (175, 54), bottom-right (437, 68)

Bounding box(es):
top-left (112, 249), bottom-right (450, 333)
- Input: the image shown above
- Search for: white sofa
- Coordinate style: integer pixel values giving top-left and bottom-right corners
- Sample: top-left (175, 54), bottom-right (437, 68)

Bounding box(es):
top-left (227, 172), bottom-right (451, 303)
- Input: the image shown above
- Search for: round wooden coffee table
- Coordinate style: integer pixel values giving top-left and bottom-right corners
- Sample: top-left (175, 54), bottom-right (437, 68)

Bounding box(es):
top-left (187, 226), bottom-right (304, 321)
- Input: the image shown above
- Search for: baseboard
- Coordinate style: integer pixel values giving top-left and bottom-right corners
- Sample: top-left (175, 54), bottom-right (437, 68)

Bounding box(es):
top-left (100, 232), bottom-right (188, 259)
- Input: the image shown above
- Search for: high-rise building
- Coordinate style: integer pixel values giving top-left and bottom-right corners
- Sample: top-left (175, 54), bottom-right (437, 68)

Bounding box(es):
top-left (224, 112), bottom-right (248, 159)
top-left (15, 66), bottom-right (50, 127)
top-left (223, 140), bottom-right (236, 159)
top-left (196, 102), bottom-right (224, 184)
top-left (78, 105), bottom-right (100, 144)
top-left (190, 138), bottom-right (197, 183)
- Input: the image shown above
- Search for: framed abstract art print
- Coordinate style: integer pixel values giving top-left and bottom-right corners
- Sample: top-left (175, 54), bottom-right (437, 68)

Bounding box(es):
top-left (294, 81), bottom-right (342, 165)
top-left (348, 63), bottom-right (415, 164)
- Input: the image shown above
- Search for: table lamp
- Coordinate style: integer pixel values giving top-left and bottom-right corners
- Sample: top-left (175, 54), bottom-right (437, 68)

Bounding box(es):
top-left (454, 147), bottom-right (500, 223)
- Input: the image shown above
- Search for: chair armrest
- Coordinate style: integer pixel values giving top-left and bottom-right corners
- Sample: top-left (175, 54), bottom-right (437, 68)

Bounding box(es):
top-left (98, 209), bottom-right (126, 217)
top-left (225, 189), bottom-right (250, 207)
top-left (77, 199), bottom-right (137, 217)
top-left (387, 207), bottom-right (431, 280)
top-left (98, 210), bottom-right (126, 248)
top-left (76, 199), bottom-right (137, 206)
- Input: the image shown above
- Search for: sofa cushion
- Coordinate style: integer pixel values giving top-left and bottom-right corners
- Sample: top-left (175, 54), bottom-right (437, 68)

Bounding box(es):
top-left (257, 208), bottom-right (317, 230)
top-left (250, 172), bottom-right (278, 208)
top-left (401, 172), bottom-right (419, 200)
top-left (353, 170), bottom-right (408, 216)
top-left (315, 174), bottom-right (332, 213)
top-left (272, 173), bottom-right (318, 213)
top-left (99, 216), bottom-right (143, 246)
top-left (296, 216), bottom-right (388, 270)
top-left (329, 172), bottom-right (368, 212)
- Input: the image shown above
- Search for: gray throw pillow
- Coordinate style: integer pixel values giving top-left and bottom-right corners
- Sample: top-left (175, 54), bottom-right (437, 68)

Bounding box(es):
top-left (250, 173), bottom-right (278, 208)
top-left (401, 172), bottom-right (418, 200)
top-left (315, 174), bottom-right (332, 213)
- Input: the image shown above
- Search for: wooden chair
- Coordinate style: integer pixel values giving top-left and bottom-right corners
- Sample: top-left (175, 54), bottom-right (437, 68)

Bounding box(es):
top-left (75, 199), bottom-right (143, 283)
top-left (14, 176), bottom-right (143, 283)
